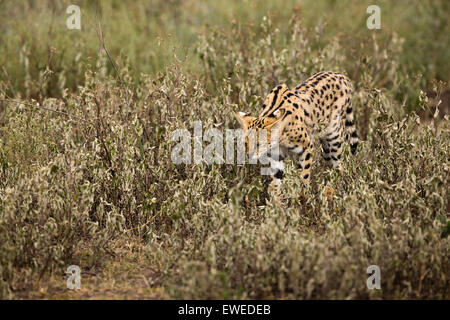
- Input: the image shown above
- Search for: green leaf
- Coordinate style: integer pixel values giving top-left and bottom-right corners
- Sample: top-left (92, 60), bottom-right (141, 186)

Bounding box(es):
top-left (441, 221), bottom-right (450, 239)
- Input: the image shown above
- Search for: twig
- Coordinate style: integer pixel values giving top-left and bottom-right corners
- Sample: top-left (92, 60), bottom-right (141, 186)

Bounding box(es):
top-left (94, 6), bottom-right (131, 132)
top-left (0, 97), bottom-right (93, 125)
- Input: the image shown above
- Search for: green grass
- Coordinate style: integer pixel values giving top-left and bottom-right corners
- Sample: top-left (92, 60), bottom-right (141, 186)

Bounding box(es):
top-left (0, 0), bottom-right (449, 299)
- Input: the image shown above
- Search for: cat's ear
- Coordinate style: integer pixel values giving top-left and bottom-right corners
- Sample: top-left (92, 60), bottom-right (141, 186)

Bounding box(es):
top-left (235, 112), bottom-right (255, 129)
top-left (273, 109), bottom-right (285, 119)
top-left (265, 109), bottom-right (286, 129)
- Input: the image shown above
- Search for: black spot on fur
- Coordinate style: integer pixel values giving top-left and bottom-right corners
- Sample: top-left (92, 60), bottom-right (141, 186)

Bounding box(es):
top-left (275, 170), bottom-right (283, 179)
top-left (327, 134), bottom-right (339, 142)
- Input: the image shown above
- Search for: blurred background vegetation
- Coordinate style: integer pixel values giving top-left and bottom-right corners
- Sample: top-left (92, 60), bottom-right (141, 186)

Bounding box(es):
top-left (1, 0), bottom-right (449, 99)
top-left (0, 0), bottom-right (449, 299)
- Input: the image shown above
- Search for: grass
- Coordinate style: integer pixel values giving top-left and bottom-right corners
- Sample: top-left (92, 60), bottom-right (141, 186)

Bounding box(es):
top-left (0, 0), bottom-right (449, 299)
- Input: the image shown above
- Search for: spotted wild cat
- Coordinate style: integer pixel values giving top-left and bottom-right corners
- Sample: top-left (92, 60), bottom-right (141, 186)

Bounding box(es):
top-left (235, 71), bottom-right (358, 198)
